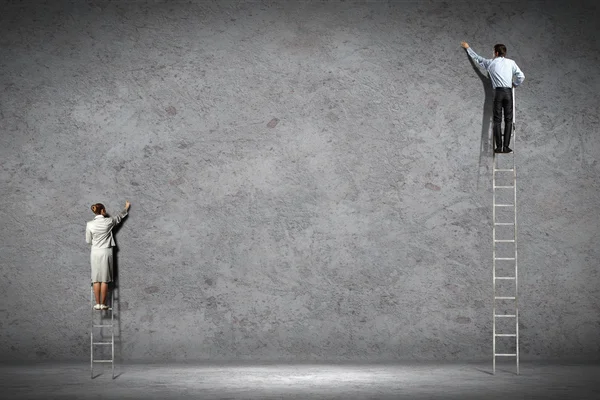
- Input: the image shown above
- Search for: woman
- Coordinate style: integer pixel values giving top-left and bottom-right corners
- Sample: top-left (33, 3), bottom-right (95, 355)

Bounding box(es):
top-left (86, 201), bottom-right (131, 310)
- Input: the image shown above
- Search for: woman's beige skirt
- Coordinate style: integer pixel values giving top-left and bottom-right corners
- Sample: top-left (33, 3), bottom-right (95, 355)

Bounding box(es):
top-left (90, 247), bottom-right (113, 283)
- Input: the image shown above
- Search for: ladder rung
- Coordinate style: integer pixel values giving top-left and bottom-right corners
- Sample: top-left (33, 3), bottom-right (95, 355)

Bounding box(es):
top-left (495, 334), bottom-right (517, 337)
top-left (92, 360), bottom-right (113, 363)
top-left (494, 186), bottom-right (515, 189)
top-left (494, 239), bottom-right (515, 242)
top-left (495, 296), bottom-right (516, 300)
top-left (92, 342), bottom-right (113, 345)
top-left (495, 314), bottom-right (516, 318)
top-left (93, 324), bottom-right (113, 328)
top-left (494, 223), bottom-right (514, 226)
top-left (494, 204), bottom-right (515, 207)
top-left (494, 257), bottom-right (515, 260)
top-left (494, 169), bottom-right (514, 172)
top-left (495, 354), bottom-right (517, 357)
top-left (495, 276), bottom-right (516, 280)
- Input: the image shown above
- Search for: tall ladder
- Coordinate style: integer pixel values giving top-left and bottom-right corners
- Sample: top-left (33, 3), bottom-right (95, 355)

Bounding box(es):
top-left (492, 87), bottom-right (519, 375)
top-left (90, 284), bottom-right (115, 379)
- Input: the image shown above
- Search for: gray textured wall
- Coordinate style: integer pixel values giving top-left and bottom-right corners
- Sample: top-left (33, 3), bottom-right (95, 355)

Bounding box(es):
top-left (1, 0), bottom-right (599, 362)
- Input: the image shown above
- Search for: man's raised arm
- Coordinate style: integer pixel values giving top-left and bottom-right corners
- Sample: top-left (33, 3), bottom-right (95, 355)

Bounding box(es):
top-left (461, 41), bottom-right (492, 70)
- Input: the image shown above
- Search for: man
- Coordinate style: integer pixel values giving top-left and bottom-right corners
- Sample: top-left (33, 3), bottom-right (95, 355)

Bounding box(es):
top-left (461, 42), bottom-right (525, 153)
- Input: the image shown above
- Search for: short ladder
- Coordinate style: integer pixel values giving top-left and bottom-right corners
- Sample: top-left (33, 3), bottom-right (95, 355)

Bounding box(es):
top-left (90, 284), bottom-right (115, 379)
top-left (492, 87), bottom-right (519, 375)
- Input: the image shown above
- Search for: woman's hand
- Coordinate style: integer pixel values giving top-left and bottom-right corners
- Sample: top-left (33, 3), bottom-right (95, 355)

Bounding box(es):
top-left (125, 201), bottom-right (131, 210)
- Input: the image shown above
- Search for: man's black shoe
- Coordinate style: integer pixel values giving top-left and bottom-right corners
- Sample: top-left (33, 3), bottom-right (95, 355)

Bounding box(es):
top-left (503, 147), bottom-right (513, 153)
top-left (494, 148), bottom-right (503, 153)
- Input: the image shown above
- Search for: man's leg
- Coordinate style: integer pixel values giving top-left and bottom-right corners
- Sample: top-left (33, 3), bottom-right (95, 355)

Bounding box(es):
top-left (493, 90), bottom-right (503, 152)
top-left (503, 90), bottom-right (514, 152)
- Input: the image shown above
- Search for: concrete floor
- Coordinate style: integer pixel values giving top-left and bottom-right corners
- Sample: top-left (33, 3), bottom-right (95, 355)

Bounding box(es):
top-left (1, 361), bottom-right (599, 399)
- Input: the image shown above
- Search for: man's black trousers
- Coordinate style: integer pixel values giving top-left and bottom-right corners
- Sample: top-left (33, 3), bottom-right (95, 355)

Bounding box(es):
top-left (493, 87), bottom-right (513, 150)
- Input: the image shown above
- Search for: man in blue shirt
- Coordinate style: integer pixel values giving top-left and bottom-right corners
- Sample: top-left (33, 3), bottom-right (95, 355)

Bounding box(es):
top-left (461, 42), bottom-right (525, 153)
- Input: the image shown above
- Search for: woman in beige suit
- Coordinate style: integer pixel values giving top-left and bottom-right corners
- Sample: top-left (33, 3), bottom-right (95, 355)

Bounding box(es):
top-left (86, 201), bottom-right (131, 310)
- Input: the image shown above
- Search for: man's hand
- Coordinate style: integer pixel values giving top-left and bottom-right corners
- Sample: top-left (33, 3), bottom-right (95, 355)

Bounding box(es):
top-left (461, 41), bottom-right (469, 49)
top-left (125, 201), bottom-right (131, 210)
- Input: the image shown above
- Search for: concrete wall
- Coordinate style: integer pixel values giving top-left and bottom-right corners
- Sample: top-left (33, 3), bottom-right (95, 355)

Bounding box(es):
top-left (1, 0), bottom-right (598, 362)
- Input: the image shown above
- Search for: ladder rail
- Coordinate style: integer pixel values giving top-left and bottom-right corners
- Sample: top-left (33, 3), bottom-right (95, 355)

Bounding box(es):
top-left (112, 289), bottom-right (115, 379)
top-left (90, 284), bottom-right (93, 379)
top-left (513, 86), bottom-right (519, 375)
top-left (492, 148), bottom-right (497, 375)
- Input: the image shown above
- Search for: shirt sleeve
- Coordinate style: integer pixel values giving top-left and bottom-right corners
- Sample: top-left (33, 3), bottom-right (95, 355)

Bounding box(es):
top-left (513, 62), bottom-right (525, 86)
top-left (110, 208), bottom-right (128, 226)
top-left (466, 47), bottom-right (492, 70)
top-left (85, 225), bottom-right (92, 244)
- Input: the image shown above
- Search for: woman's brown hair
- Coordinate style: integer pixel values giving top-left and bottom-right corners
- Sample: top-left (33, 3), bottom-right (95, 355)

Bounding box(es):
top-left (91, 203), bottom-right (105, 215)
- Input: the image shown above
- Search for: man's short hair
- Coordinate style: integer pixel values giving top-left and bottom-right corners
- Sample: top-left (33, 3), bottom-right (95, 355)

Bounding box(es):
top-left (494, 44), bottom-right (507, 57)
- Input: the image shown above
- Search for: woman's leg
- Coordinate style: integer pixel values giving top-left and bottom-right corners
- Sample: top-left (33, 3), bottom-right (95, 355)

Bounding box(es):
top-left (100, 282), bottom-right (109, 306)
top-left (93, 282), bottom-right (101, 305)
